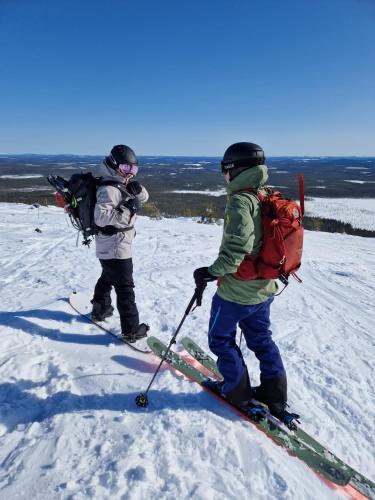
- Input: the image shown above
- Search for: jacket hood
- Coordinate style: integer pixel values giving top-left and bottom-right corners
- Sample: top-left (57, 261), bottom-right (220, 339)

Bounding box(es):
top-left (226, 164), bottom-right (269, 194)
top-left (94, 161), bottom-right (127, 183)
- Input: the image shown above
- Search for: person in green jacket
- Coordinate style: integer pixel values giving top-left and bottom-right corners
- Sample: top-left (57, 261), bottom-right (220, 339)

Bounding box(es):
top-left (194, 142), bottom-right (297, 427)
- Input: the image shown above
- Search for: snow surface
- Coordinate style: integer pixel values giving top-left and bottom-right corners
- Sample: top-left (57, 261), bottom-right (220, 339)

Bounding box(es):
top-left (305, 197), bottom-right (375, 231)
top-left (171, 189), bottom-right (226, 197)
top-left (344, 180), bottom-right (375, 185)
top-left (0, 203), bottom-right (374, 500)
top-left (0, 175), bottom-right (44, 179)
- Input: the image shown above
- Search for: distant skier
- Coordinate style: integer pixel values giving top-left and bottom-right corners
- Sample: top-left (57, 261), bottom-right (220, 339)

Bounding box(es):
top-left (193, 142), bottom-right (295, 424)
top-left (91, 145), bottom-right (150, 342)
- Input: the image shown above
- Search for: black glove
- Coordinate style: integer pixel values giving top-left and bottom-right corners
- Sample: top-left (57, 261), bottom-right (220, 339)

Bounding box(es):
top-left (193, 267), bottom-right (216, 305)
top-left (119, 198), bottom-right (138, 216)
top-left (193, 267), bottom-right (216, 288)
top-left (126, 181), bottom-right (142, 196)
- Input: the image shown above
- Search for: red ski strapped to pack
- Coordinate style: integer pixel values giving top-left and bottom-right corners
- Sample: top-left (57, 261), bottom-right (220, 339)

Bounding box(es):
top-left (55, 191), bottom-right (67, 210)
top-left (234, 187), bottom-right (304, 285)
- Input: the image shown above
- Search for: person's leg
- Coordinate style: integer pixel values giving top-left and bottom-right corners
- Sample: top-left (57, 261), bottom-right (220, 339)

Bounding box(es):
top-left (110, 258), bottom-right (140, 335)
top-left (91, 259), bottom-right (114, 319)
top-left (239, 298), bottom-right (287, 413)
top-left (208, 294), bottom-right (251, 405)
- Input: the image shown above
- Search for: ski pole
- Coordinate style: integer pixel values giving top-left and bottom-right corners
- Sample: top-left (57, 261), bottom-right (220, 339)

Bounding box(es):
top-left (239, 330), bottom-right (243, 349)
top-left (135, 289), bottom-right (200, 408)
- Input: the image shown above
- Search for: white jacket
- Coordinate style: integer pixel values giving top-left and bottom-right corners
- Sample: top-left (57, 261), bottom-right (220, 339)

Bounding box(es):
top-left (94, 162), bottom-right (149, 260)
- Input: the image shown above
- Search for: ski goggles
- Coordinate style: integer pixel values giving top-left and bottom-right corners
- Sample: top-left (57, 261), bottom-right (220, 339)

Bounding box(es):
top-left (118, 164), bottom-right (138, 177)
top-left (221, 161), bottom-right (234, 174)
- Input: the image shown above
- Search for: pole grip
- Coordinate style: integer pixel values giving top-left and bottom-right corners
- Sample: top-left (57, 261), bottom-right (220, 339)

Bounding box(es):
top-left (185, 289), bottom-right (199, 315)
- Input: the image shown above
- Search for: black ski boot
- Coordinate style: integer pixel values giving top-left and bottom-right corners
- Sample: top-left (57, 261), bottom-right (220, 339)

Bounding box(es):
top-left (252, 375), bottom-right (287, 409)
top-left (122, 323), bottom-right (149, 343)
top-left (202, 379), bottom-right (266, 420)
top-left (91, 301), bottom-right (114, 322)
top-left (252, 377), bottom-right (300, 430)
top-left (203, 372), bottom-right (253, 410)
top-left (225, 370), bottom-right (253, 409)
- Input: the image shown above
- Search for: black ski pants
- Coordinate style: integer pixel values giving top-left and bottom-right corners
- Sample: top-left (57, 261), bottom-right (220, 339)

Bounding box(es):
top-left (93, 258), bottom-right (139, 334)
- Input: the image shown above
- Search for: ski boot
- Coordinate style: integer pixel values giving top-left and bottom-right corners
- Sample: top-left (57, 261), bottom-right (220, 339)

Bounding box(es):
top-left (202, 379), bottom-right (262, 418)
top-left (91, 301), bottom-right (114, 322)
top-left (122, 323), bottom-right (149, 343)
top-left (252, 382), bottom-right (300, 430)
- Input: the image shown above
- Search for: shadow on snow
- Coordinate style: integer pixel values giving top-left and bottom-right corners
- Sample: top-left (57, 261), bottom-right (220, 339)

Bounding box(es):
top-left (0, 307), bottom-right (115, 346)
top-left (0, 380), bottom-right (234, 433)
top-left (111, 354), bottom-right (166, 374)
top-left (0, 304), bottom-right (237, 433)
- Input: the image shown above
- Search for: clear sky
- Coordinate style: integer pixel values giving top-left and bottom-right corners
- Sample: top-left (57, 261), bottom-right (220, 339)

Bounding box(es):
top-left (0, 0), bottom-right (374, 156)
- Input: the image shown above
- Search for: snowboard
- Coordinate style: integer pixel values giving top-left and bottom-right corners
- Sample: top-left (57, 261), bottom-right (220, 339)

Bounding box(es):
top-left (69, 291), bottom-right (151, 354)
top-left (147, 335), bottom-right (374, 499)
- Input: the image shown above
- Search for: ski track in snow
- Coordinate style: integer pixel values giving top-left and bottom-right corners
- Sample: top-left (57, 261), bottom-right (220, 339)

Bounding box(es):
top-left (0, 203), bottom-right (374, 499)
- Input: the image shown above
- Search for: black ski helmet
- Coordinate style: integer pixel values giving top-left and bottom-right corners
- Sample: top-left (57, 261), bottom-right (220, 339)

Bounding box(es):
top-left (104, 144), bottom-right (138, 170)
top-left (110, 145), bottom-right (138, 167)
top-left (221, 142), bottom-right (265, 172)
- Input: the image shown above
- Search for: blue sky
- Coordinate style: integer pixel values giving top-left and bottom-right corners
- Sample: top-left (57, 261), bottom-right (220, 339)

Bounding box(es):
top-left (0, 0), bottom-right (374, 156)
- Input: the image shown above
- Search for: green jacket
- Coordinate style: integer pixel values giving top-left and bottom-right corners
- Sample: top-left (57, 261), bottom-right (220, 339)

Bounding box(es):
top-left (208, 165), bottom-right (277, 304)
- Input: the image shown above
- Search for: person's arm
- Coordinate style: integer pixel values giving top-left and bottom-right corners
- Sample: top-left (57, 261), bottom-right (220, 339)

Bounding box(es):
top-left (208, 194), bottom-right (255, 277)
top-left (136, 185), bottom-right (149, 204)
top-left (126, 181), bottom-right (149, 203)
top-left (94, 185), bottom-right (134, 228)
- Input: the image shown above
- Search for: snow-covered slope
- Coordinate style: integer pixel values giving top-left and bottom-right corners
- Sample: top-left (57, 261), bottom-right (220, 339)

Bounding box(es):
top-left (0, 203), bottom-right (374, 500)
top-left (305, 197), bottom-right (375, 231)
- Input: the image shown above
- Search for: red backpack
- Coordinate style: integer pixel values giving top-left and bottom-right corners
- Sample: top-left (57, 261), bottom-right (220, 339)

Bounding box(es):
top-left (234, 181), bottom-right (304, 287)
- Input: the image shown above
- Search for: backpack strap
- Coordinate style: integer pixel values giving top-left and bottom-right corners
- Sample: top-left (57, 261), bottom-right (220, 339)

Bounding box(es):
top-left (95, 178), bottom-right (137, 229)
top-left (97, 225), bottom-right (134, 236)
top-left (233, 187), bottom-right (263, 215)
top-left (97, 178), bottom-right (133, 200)
top-left (96, 178), bottom-right (122, 189)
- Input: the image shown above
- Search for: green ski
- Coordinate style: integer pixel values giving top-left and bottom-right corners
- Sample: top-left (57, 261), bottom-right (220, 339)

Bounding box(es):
top-left (182, 336), bottom-right (222, 379)
top-left (148, 335), bottom-right (374, 499)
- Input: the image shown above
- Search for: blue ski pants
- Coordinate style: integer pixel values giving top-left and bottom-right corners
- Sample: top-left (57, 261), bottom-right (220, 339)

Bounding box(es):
top-left (208, 293), bottom-right (286, 395)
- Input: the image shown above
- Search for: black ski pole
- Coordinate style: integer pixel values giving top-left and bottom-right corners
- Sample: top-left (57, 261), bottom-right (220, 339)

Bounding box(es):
top-left (135, 289), bottom-right (201, 408)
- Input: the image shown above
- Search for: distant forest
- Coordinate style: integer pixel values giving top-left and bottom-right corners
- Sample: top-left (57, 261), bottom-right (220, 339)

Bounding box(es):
top-left (0, 155), bottom-right (374, 238)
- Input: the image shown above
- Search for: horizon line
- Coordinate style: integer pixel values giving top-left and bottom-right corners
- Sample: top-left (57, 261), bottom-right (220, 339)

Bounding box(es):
top-left (1, 153), bottom-right (375, 159)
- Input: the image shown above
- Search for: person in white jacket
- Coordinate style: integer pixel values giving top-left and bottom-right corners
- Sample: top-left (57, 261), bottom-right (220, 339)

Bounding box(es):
top-left (91, 145), bottom-right (149, 342)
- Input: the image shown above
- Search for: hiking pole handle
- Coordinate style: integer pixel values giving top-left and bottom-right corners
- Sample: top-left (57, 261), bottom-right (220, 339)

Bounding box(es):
top-left (185, 288), bottom-right (200, 315)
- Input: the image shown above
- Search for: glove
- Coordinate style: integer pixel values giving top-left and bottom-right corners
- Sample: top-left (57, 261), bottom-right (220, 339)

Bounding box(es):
top-left (119, 198), bottom-right (138, 216)
top-left (193, 267), bottom-right (216, 288)
top-left (194, 268), bottom-right (216, 305)
top-left (126, 181), bottom-right (142, 196)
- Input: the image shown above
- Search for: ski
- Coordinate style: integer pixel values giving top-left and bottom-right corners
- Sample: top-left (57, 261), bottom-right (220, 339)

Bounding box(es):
top-left (148, 335), bottom-right (374, 499)
top-left (182, 336), bottom-right (222, 379)
top-left (182, 336), bottom-right (375, 492)
top-left (69, 292), bottom-right (151, 354)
